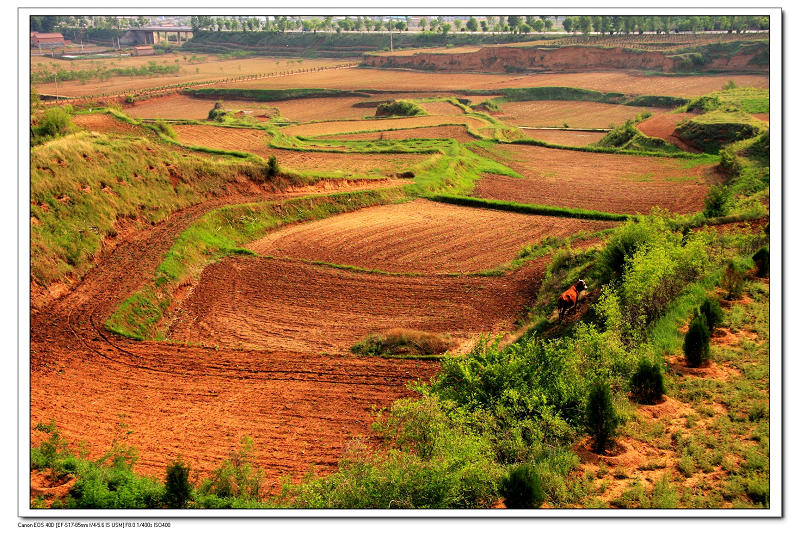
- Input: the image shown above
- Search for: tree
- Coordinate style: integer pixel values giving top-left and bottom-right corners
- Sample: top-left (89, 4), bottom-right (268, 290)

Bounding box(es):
top-left (441, 22), bottom-right (451, 35)
top-left (544, 18), bottom-right (553, 31)
top-left (508, 15), bottom-right (522, 32)
top-left (480, 20), bottom-right (488, 32)
top-left (562, 17), bottom-right (574, 33)
top-left (520, 23), bottom-right (531, 34)
top-left (531, 19), bottom-right (544, 32)
top-left (429, 18), bottom-right (439, 32)
top-left (419, 17), bottom-right (427, 31)
top-left (466, 16), bottom-right (478, 32)
top-left (622, 15), bottom-right (635, 34)
top-left (578, 15), bottom-right (592, 34)
top-left (454, 19), bottom-right (462, 32)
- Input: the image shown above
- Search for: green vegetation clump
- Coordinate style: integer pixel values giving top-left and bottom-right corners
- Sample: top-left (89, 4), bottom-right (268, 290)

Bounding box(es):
top-left (703, 185), bottom-right (731, 218)
top-left (683, 312), bottom-right (711, 367)
top-left (375, 99), bottom-right (426, 117)
top-left (594, 119), bottom-right (681, 154)
top-left (153, 119), bottom-right (177, 139)
top-left (164, 459), bottom-right (192, 508)
top-left (699, 297), bottom-right (723, 331)
top-left (208, 101), bottom-right (229, 121)
top-left (31, 105), bottom-right (74, 146)
top-left (351, 329), bottom-right (451, 357)
top-left (630, 359), bottom-right (666, 404)
top-left (186, 87), bottom-right (369, 102)
top-left (500, 464), bottom-right (545, 508)
top-left (585, 381), bottom-right (619, 453)
top-left (267, 155), bottom-right (279, 177)
top-left (752, 247), bottom-right (769, 277)
top-left (721, 260), bottom-right (746, 300)
top-left (675, 111), bottom-right (765, 154)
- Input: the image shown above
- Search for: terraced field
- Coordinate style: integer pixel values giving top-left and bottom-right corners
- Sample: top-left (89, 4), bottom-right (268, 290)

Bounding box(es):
top-left (498, 100), bottom-right (659, 129)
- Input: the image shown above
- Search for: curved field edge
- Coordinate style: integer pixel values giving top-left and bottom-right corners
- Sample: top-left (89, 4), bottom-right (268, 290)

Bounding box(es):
top-left (104, 187), bottom-right (407, 340)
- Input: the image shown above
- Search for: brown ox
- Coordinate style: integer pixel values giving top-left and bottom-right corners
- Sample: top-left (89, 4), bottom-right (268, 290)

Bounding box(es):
top-left (557, 279), bottom-right (588, 321)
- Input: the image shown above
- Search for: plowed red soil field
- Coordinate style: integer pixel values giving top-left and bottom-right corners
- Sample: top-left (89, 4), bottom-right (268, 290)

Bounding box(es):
top-left (752, 113), bottom-right (769, 122)
top-left (249, 199), bottom-right (616, 274)
top-left (72, 113), bottom-right (151, 136)
top-left (29, 191), bottom-right (440, 490)
top-left (418, 100), bottom-right (465, 115)
top-left (220, 67), bottom-right (768, 97)
top-left (125, 94), bottom-right (281, 121)
top-left (172, 124), bottom-right (428, 174)
top-left (636, 112), bottom-right (702, 153)
top-left (499, 101), bottom-right (659, 129)
top-left (281, 115), bottom-right (488, 137)
top-left (167, 254), bottom-right (548, 354)
top-left (522, 129), bottom-right (607, 146)
top-left (319, 125), bottom-right (477, 144)
top-left (470, 144), bottom-right (724, 214)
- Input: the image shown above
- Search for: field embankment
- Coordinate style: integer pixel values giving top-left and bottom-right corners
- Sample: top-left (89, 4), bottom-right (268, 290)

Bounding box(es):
top-left (363, 40), bottom-right (769, 74)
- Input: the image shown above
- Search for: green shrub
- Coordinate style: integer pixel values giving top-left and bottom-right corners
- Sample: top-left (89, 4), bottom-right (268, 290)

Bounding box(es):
top-left (585, 381), bottom-right (619, 453)
top-left (32, 106), bottom-right (73, 142)
top-left (699, 297), bottom-right (723, 331)
top-left (164, 458), bottom-right (192, 508)
top-left (721, 260), bottom-right (745, 300)
top-left (124, 94), bottom-right (136, 104)
top-left (375, 99), bottom-right (426, 117)
top-left (208, 101), bottom-right (228, 121)
top-left (683, 312), bottom-right (711, 367)
top-left (629, 359), bottom-right (666, 404)
top-left (703, 185), bottom-right (730, 218)
top-left (198, 436), bottom-right (263, 500)
top-left (266, 155), bottom-right (279, 177)
top-left (352, 328), bottom-right (451, 357)
top-left (153, 120), bottom-right (177, 139)
top-left (500, 463), bottom-right (545, 508)
top-left (752, 247), bottom-right (769, 277)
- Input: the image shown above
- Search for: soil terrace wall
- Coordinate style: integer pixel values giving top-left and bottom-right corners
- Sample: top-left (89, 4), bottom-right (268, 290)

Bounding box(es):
top-left (362, 45), bottom-right (763, 74)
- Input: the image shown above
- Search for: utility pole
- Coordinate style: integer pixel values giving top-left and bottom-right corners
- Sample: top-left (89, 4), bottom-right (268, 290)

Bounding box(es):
top-left (54, 72), bottom-right (58, 102)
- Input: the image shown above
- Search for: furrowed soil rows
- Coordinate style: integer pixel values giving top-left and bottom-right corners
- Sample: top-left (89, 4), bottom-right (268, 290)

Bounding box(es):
top-left (417, 100), bottom-right (465, 115)
top-left (636, 111), bottom-right (702, 153)
top-left (522, 129), bottom-right (608, 146)
top-left (125, 94), bottom-right (279, 121)
top-left (220, 67), bottom-right (768, 97)
top-left (249, 199), bottom-right (617, 274)
top-left (498, 101), bottom-right (660, 129)
top-left (281, 115), bottom-right (488, 137)
top-left (32, 56), bottom-right (350, 98)
top-left (318, 125), bottom-right (477, 144)
top-left (30, 189), bottom-right (439, 490)
top-left (172, 124), bottom-right (428, 174)
top-left (470, 144), bottom-right (724, 214)
top-left (167, 255), bottom-right (549, 354)
top-left (72, 113), bottom-right (151, 136)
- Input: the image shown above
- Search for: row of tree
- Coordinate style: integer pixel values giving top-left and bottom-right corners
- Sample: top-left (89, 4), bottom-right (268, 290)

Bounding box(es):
top-left (560, 15), bottom-right (769, 35)
top-left (189, 15), bottom-right (411, 33)
top-left (31, 15), bottom-right (151, 33)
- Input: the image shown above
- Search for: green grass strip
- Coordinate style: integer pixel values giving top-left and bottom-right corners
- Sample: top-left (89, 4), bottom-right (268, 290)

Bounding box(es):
top-left (426, 194), bottom-right (630, 221)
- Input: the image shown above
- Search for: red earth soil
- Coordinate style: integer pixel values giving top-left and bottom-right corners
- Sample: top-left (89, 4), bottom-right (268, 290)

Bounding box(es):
top-left (318, 125), bottom-right (478, 144)
top-left (417, 100), bottom-right (465, 115)
top-left (249, 199), bottom-right (617, 274)
top-left (522, 129), bottom-right (607, 146)
top-left (72, 113), bottom-right (151, 136)
top-left (752, 113), bottom-right (769, 122)
top-left (469, 144), bottom-right (724, 215)
top-left (125, 94), bottom-right (282, 121)
top-left (636, 112), bottom-right (702, 153)
top-left (498, 101), bottom-right (659, 129)
top-left (219, 68), bottom-right (768, 97)
top-left (29, 190), bottom-right (441, 492)
top-left (172, 124), bottom-right (428, 175)
top-left (167, 254), bottom-right (549, 355)
top-left (280, 115), bottom-right (488, 137)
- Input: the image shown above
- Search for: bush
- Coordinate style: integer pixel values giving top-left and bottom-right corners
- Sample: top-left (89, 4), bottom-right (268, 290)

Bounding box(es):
top-left (752, 247), bottom-right (769, 277)
top-left (703, 185), bottom-right (730, 218)
top-left (683, 312), bottom-right (711, 367)
top-left (699, 297), bottom-right (723, 331)
top-left (124, 94), bottom-right (136, 104)
top-left (267, 155), bottom-right (279, 177)
top-left (629, 359), bottom-right (666, 404)
top-left (208, 101), bottom-right (228, 121)
top-left (164, 458), bottom-right (192, 508)
top-left (154, 119), bottom-right (177, 139)
top-left (34, 106), bottom-right (73, 139)
top-left (375, 99), bottom-right (425, 117)
top-left (499, 463), bottom-right (545, 508)
top-left (351, 328), bottom-right (451, 357)
top-left (198, 436), bottom-right (262, 500)
top-left (585, 381), bottom-right (619, 453)
top-left (721, 260), bottom-right (745, 300)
